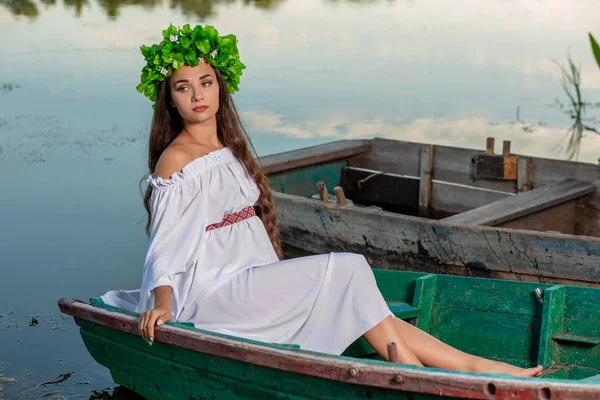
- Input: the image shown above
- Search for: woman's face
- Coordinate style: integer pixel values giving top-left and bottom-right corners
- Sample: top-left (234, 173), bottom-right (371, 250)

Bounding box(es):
top-left (169, 62), bottom-right (220, 124)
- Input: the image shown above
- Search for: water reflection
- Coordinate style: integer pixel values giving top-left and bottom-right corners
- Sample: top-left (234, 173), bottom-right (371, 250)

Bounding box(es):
top-left (0, 0), bottom-right (38, 18)
top-left (1, 0), bottom-right (288, 19)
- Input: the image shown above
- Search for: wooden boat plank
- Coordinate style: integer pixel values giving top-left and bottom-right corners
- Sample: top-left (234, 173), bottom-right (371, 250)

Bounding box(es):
top-left (498, 200), bottom-right (578, 235)
top-left (339, 167), bottom-right (420, 215)
top-left (339, 138), bottom-right (600, 195)
top-left (553, 335), bottom-right (600, 345)
top-left (430, 181), bottom-right (512, 218)
top-left (350, 138), bottom-right (519, 192)
top-left (274, 192), bottom-right (600, 286)
top-left (442, 179), bottom-right (597, 226)
top-left (260, 140), bottom-right (371, 176)
top-left (57, 298), bottom-right (600, 400)
top-left (575, 181), bottom-right (600, 237)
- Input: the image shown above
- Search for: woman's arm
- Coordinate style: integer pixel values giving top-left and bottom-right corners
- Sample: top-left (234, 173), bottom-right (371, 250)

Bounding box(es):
top-left (154, 285), bottom-right (173, 309)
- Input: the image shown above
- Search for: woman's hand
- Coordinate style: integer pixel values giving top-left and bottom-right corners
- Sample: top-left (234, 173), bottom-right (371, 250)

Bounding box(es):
top-left (139, 305), bottom-right (172, 344)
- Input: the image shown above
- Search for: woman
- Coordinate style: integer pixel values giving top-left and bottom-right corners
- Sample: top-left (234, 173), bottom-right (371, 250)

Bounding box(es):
top-left (101, 23), bottom-right (542, 377)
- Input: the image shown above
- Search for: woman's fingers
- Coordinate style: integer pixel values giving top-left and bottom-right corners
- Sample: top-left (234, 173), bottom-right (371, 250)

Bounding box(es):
top-left (139, 309), bottom-right (171, 344)
top-left (139, 312), bottom-right (148, 339)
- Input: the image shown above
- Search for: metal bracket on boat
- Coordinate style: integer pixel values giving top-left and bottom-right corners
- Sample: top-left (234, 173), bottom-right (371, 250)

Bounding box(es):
top-left (534, 288), bottom-right (544, 305)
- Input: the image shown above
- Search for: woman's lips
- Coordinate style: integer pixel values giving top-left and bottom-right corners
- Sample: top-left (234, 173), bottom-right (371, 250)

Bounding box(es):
top-left (193, 105), bottom-right (208, 112)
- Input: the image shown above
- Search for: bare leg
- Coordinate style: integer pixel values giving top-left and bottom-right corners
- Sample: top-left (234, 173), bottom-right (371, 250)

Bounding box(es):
top-left (362, 316), bottom-right (423, 366)
top-left (389, 317), bottom-right (542, 377)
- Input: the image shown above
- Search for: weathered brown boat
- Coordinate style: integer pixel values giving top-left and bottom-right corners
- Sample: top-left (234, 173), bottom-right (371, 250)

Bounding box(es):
top-left (261, 138), bottom-right (600, 287)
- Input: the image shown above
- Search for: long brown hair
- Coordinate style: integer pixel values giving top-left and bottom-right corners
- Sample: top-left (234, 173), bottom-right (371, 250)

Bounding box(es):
top-left (141, 67), bottom-right (283, 259)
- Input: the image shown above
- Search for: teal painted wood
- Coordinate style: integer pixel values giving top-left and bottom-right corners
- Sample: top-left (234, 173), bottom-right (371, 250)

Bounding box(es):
top-left (269, 161), bottom-right (346, 197)
top-left (538, 286), bottom-right (566, 368)
top-left (413, 275), bottom-right (438, 333)
top-left (78, 323), bottom-right (450, 400)
top-left (58, 269), bottom-right (600, 400)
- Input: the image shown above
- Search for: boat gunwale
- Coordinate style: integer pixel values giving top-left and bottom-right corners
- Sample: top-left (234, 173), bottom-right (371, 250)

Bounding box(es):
top-left (58, 298), bottom-right (600, 400)
top-left (272, 191), bottom-right (600, 244)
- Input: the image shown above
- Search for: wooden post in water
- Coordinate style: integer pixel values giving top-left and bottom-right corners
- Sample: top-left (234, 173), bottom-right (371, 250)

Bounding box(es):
top-left (418, 145), bottom-right (434, 218)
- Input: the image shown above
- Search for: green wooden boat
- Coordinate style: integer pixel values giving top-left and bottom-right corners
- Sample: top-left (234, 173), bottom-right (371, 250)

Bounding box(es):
top-left (58, 270), bottom-right (600, 399)
top-left (261, 138), bottom-right (600, 287)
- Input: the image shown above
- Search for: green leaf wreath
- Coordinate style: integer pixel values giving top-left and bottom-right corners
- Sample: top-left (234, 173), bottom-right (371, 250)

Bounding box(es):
top-left (136, 24), bottom-right (246, 104)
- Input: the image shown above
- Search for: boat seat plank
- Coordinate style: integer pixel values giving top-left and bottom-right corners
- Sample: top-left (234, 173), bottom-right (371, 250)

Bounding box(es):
top-left (387, 301), bottom-right (419, 319)
top-left (553, 334), bottom-right (600, 345)
top-left (442, 178), bottom-right (596, 226)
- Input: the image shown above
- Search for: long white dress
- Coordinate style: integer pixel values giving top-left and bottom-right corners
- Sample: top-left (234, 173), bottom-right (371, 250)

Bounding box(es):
top-left (101, 147), bottom-right (392, 355)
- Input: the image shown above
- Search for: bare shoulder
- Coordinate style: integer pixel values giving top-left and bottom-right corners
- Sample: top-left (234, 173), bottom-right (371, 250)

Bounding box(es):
top-left (154, 144), bottom-right (194, 179)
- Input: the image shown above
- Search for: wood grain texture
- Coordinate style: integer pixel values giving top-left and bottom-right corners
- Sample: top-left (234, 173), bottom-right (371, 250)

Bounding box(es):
top-left (333, 138), bottom-right (600, 194)
top-left (442, 179), bottom-right (596, 227)
top-left (419, 145), bottom-right (434, 218)
top-left (518, 157), bottom-right (533, 192)
top-left (429, 182), bottom-right (512, 218)
top-left (260, 139), bottom-right (371, 175)
top-left (274, 192), bottom-right (600, 286)
top-left (500, 201), bottom-right (577, 235)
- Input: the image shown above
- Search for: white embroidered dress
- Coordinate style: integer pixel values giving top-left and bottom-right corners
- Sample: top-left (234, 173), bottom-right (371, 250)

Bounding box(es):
top-left (101, 147), bottom-right (392, 355)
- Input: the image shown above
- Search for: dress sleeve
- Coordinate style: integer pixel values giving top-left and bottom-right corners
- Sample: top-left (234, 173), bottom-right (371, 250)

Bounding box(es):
top-left (135, 175), bottom-right (207, 317)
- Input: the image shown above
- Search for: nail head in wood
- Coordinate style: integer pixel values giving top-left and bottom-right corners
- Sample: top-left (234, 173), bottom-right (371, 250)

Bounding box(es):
top-left (348, 367), bottom-right (359, 378)
top-left (486, 137), bottom-right (495, 155)
top-left (394, 374), bottom-right (405, 384)
top-left (503, 140), bottom-right (511, 156)
top-left (334, 186), bottom-right (347, 206)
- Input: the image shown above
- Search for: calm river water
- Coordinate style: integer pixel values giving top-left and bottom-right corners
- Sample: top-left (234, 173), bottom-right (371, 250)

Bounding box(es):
top-left (1, 0), bottom-right (599, 398)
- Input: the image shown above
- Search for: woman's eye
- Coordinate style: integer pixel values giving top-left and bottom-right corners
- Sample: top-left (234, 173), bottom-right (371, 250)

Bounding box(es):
top-left (202, 81), bottom-right (213, 87)
top-left (176, 87), bottom-right (188, 92)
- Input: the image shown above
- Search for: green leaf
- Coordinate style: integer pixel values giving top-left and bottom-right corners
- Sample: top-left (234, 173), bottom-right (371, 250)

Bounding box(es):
top-left (204, 25), bottom-right (219, 41)
top-left (185, 51), bottom-right (198, 65)
top-left (161, 43), bottom-right (174, 57)
top-left (590, 33), bottom-right (600, 70)
top-left (144, 84), bottom-right (156, 99)
top-left (172, 53), bottom-right (185, 63)
top-left (180, 36), bottom-right (191, 48)
top-left (140, 45), bottom-right (152, 58)
top-left (196, 39), bottom-right (210, 54)
top-left (172, 59), bottom-right (181, 69)
top-left (162, 24), bottom-right (178, 39)
top-left (136, 82), bottom-right (148, 93)
top-left (181, 24), bottom-right (192, 36)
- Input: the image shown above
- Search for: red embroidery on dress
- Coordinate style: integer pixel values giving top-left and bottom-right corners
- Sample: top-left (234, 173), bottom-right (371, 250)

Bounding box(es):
top-left (206, 206), bottom-right (256, 232)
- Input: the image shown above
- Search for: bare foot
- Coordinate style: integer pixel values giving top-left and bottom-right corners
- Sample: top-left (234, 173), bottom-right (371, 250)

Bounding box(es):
top-left (474, 358), bottom-right (543, 377)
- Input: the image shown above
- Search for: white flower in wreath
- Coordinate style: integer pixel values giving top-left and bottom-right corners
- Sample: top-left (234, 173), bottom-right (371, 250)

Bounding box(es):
top-left (169, 35), bottom-right (179, 43)
top-left (159, 66), bottom-right (168, 76)
top-left (210, 50), bottom-right (218, 58)
top-left (198, 57), bottom-right (206, 64)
